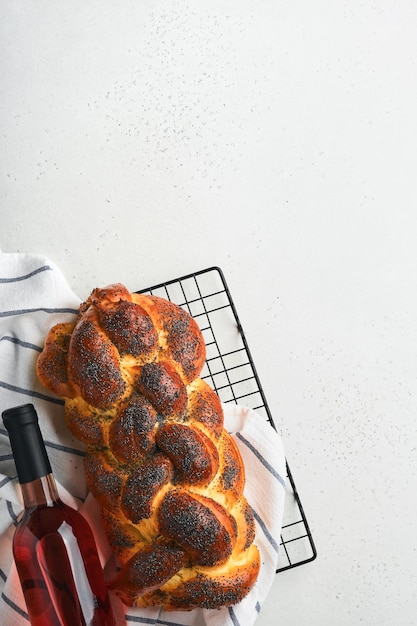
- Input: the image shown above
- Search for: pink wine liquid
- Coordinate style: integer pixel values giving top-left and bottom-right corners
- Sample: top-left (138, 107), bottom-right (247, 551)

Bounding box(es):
top-left (13, 499), bottom-right (115, 626)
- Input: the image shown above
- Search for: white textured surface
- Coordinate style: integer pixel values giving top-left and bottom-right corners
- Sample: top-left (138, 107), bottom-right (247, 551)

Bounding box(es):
top-left (1, 2), bottom-right (417, 624)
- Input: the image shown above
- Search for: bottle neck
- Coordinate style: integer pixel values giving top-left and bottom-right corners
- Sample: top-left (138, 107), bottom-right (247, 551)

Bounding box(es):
top-left (20, 473), bottom-right (61, 510)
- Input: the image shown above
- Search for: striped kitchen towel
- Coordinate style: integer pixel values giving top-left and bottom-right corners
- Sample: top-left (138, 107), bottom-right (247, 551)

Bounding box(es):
top-left (0, 252), bottom-right (286, 626)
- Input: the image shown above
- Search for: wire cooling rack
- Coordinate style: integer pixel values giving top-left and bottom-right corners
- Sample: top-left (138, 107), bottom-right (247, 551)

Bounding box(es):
top-left (138, 266), bottom-right (317, 573)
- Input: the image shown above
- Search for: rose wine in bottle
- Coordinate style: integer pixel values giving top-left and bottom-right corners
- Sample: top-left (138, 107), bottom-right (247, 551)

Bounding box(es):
top-left (2, 403), bottom-right (116, 626)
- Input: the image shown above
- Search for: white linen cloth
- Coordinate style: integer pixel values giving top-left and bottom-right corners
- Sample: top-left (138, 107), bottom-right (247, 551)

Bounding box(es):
top-left (0, 252), bottom-right (286, 626)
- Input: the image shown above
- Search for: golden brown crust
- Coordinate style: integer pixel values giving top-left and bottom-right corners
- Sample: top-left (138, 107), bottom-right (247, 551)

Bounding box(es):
top-left (108, 394), bottom-right (158, 463)
top-left (36, 322), bottom-right (76, 398)
top-left (135, 544), bottom-right (261, 610)
top-left (65, 400), bottom-right (107, 449)
top-left (97, 299), bottom-right (159, 359)
top-left (136, 361), bottom-right (187, 416)
top-left (36, 284), bottom-right (260, 610)
top-left (68, 310), bottom-right (126, 410)
top-left (186, 378), bottom-right (224, 439)
top-left (108, 542), bottom-right (187, 605)
top-left (158, 488), bottom-right (237, 567)
top-left (131, 293), bottom-right (206, 384)
top-left (155, 423), bottom-right (219, 486)
top-left (84, 451), bottom-right (126, 513)
top-left (121, 453), bottom-right (173, 524)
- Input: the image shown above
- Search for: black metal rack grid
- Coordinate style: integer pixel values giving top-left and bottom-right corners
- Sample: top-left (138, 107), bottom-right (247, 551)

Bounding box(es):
top-left (138, 266), bottom-right (317, 573)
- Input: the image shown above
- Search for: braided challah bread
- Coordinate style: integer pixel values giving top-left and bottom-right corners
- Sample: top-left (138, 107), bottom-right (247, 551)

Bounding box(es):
top-left (36, 284), bottom-right (260, 610)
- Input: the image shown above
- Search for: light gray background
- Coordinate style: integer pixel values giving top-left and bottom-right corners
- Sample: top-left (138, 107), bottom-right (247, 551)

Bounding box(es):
top-left (1, 2), bottom-right (417, 624)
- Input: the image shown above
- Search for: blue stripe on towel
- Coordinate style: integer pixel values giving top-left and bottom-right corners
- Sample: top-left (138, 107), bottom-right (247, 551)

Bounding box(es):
top-left (251, 507), bottom-right (280, 553)
top-left (0, 336), bottom-right (43, 352)
top-left (0, 426), bottom-right (85, 458)
top-left (0, 476), bottom-right (15, 488)
top-left (1, 591), bottom-right (29, 620)
top-left (228, 606), bottom-right (240, 626)
top-left (0, 264), bottom-right (52, 284)
top-left (235, 432), bottom-right (286, 490)
top-left (0, 307), bottom-right (79, 318)
top-left (125, 615), bottom-right (191, 625)
top-left (155, 618), bottom-right (197, 626)
top-left (0, 380), bottom-right (65, 405)
top-left (45, 439), bottom-right (85, 458)
top-left (0, 452), bottom-right (14, 462)
top-left (6, 501), bottom-right (19, 526)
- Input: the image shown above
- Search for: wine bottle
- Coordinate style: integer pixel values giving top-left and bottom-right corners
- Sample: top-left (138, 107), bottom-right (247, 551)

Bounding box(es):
top-left (2, 403), bottom-right (116, 626)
